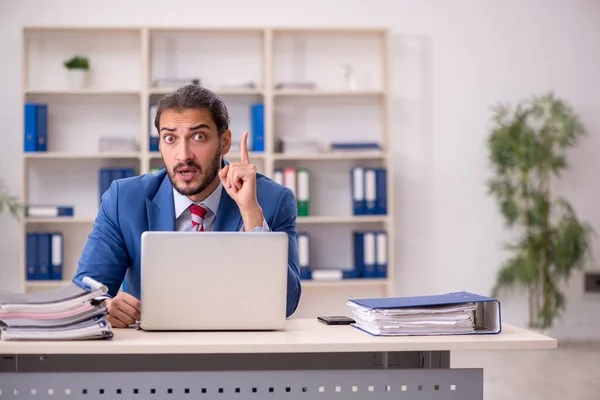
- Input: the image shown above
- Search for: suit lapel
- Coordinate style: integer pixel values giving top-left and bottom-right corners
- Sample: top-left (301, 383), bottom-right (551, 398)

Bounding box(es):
top-left (214, 189), bottom-right (242, 231)
top-left (146, 174), bottom-right (176, 231)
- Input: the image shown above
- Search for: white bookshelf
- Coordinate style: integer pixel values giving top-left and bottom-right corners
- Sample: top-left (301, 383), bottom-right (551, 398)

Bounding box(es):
top-left (19, 26), bottom-right (394, 318)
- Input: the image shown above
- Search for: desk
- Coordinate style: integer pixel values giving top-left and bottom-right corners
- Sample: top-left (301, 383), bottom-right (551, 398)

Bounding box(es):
top-left (0, 318), bottom-right (556, 399)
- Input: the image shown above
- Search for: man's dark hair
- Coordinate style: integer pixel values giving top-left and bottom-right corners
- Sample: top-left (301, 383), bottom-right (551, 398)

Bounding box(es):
top-left (154, 84), bottom-right (230, 136)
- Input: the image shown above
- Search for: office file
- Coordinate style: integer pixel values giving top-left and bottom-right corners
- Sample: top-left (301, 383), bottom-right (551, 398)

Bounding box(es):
top-left (149, 103), bottom-right (159, 152)
top-left (375, 231), bottom-right (387, 278)
top-left (99, 168), bottom-right (137, 205)
top-left (37, 233), bottom-right (51, 280)
top-left (24, 103), bottom-right (48, 152)
top-left (298, 232), bottom-right (311, 279)
top-left (296, 168), bottom-right (310, 216)
top-left (273, 168), bottom-right (284, 185)
top-left (25, 233), bottom-right (38, 280)
top-left (375, 168), bottom-right (387, 214)
top-left (364, 168), bottom-right (377, 214)
top-left (354, 231), bottom-right (379, 278)
top-left (351, 167), bottom-right (365, 215)
top-left (50, 232), bottom-right (63, 280)
top-left (283, 167), bottom-right (297, 198)
top-left (251, 103), bottom-right (264, 152)
top-left (347, 291), bottom-right (502, 336)
top-left (25, 205), bottom-right (74, 218)
top-left (0, 277), bottom-right (113, 341)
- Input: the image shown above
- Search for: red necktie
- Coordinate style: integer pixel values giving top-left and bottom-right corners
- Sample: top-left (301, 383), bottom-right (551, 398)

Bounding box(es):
top-left (190, 204), bottom-right (207, 231)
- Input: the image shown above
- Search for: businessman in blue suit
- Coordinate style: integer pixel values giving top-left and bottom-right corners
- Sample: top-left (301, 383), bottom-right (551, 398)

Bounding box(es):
top-left (73, 84), bottom-right (301, 327)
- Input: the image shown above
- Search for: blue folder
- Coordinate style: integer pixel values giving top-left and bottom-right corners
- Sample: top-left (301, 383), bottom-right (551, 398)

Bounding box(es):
top-left (348, 291), bottom-right (502, 335)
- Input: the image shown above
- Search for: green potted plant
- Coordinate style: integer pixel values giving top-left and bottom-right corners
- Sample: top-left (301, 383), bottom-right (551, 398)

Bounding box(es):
top-left (0, 182), bottom-right (22, 221)
top-left (487, 91), bottom-right (594, 331)
top-left (63, 55), bottom-right (90, 89)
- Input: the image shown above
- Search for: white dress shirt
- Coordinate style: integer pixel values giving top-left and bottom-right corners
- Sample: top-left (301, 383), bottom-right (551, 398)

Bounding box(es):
top-left (173, 182), bottom-right (269, 232)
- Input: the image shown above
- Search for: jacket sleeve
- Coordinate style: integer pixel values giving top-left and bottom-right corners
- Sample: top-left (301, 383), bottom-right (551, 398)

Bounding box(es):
top-left (271, 187), bottom-right (302, 317)
top-left (72, 180), bottom-right (130, 297)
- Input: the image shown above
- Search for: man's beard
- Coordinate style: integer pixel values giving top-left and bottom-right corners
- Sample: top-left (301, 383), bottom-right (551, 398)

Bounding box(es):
top-left (166, 148), bottom-right (221, 197)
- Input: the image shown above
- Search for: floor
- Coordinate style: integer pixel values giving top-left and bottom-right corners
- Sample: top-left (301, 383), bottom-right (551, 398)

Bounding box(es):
top-left (451, 342), bottom-right (600, 400)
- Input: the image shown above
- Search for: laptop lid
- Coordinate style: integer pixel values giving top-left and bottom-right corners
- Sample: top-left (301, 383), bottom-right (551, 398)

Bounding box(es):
top-left (139, 231), bottom-right (289, 331)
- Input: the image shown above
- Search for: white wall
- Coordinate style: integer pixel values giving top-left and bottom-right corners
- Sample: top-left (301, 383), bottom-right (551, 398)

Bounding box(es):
top-left (1, 0), bottom-right (599, 340)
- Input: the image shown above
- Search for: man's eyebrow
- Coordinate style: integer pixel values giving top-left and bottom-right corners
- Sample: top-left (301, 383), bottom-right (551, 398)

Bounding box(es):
top-left (188, 124), bottom-right (210, 131)
top-left (159, 124), bottom-right (211, 132)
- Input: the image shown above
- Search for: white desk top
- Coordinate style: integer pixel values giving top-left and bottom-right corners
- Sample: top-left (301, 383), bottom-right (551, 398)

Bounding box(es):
top-left (0, 319), bottom-right (557, 355)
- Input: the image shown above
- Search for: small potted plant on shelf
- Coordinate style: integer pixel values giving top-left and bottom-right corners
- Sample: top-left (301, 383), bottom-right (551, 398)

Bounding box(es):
top-left (63, 55), bottom-right (90, 89)
top-left (0, 181), bottom-right (22, 221)
top-left (487, 91), bottom-right (594, 332)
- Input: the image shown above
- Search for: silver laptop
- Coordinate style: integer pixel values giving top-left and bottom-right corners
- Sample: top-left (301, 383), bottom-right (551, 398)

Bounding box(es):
top-left (139, 231), bottom-right (289, 331)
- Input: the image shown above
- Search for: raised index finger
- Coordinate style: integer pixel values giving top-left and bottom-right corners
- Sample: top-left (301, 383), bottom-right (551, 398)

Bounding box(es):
top-left (240, 131), bottom-right (250, 164)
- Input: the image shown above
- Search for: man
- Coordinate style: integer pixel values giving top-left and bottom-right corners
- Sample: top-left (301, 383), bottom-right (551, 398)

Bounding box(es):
top-left (73, 84), bottom-right (301, 327)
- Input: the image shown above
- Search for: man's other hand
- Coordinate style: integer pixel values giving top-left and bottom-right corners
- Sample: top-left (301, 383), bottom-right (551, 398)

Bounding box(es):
top-left (103, 292), bottom-right (141, 328)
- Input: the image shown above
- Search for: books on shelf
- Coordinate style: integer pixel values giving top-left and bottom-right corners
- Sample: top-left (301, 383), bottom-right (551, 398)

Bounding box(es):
top-left (25, 205), bottom-right (74, 218)
top-left (99, 167), bottom-right (137, 205)
top-left (274, 167), bottom-right (310, 217)
top-left (0, 276), bottom-right (113, 341)
top-left (298, 229), bottom-right (387, 281)
top-left (347, 291), bottom-right (502, 336)
top-left (351, 167), bottom-right (387, 215)
top-left (24, 103), bottom-right (48, 152)
top-left (251, 103), bottom-right (264, 152)
top-left (354, 230), bottom-right (387, 278)
top-left (26, 232), bottom-right (63, 281)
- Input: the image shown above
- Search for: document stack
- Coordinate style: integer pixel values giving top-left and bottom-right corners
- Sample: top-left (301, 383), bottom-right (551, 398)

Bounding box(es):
top-left (0, 277), bottom-right (113, 341)
top-left (347, 291), bottom-right (502, 336)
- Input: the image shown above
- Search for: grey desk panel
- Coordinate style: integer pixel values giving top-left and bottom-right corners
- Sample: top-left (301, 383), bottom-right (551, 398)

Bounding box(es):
top-left (0, 368), bottom-right (483, 399)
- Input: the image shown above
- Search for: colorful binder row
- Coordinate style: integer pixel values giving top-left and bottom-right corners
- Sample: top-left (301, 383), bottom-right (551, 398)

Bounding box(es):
top-left (351, 167), bottom-right (387, 215)
top-left (273, 167), bottom-right (310, 216)
top-left (148, 102), bottom-right (264, 152)
top-left (26, 232), bottom-right (63, 280)
top-left (297, 230), bottom-right (388, 281)
top-left (24, 103), bottom-right (48, 152)
top-left (99, 168), bottom-right (136, 205)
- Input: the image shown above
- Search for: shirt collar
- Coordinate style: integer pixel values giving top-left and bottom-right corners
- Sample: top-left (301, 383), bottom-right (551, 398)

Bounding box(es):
top-left (173, 181), bottom-right (223, 219)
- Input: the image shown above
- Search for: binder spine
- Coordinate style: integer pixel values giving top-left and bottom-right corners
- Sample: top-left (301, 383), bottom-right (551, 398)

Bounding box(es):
top-left (26, 233), bottom-right (38, 280)
top-left (375, 231), bottom-right (388, 278)
top-left (298, 232), bottom-right (311, 280)
top-left (364, 168), bottom-right (377, 214)
top-left (24, 104), bottom-right (38, 152)
top-left (296, 168), bottom-right (310, 217)
top-left (251, 103), bottom-right (264, 152)
top-left (38, 233), bottom-right (51, 280)
top-left (351, 167), bottom-right (365, 215)
top-left (375, 168), bottom-right (387, 215)
top-left (149, 103), bottom-right (159, 152)
top-left (35, 104), bottom-right (48, 152)
top-left (50, 232), bottom-right (63, 280)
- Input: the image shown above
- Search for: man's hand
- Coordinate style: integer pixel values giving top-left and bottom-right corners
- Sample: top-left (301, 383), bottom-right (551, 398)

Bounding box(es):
top-left (219, 131), bottom-right (264, 230)
top-left (103, 292), bottom-right (141, 328)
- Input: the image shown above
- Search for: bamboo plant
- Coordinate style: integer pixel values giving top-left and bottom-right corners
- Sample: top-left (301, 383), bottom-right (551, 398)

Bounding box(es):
top-left (487, 91), bottom-right (594, 329)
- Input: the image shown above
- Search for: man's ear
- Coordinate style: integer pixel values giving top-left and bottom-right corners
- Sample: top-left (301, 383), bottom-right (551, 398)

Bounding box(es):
top-left (221, 129), bottom-right (232, 155)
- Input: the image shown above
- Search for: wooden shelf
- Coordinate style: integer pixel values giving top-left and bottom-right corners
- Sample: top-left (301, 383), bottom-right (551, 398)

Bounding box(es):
top-left (297, 215), bottom-right (388, 224)
top-left (149, 87), bottom-right (263, 96)
top-left (25, 217), bottom-right (95, 224)
top-left (19, 26), bottom-right (394, 318)
top-left (301, 278), bottom-right (389, 289)
top-left (25, 89), bottom-right (140, 95)
top-left (24, 152), bottom-right (141, 159)
top-left (274, 89), bottom-right (384, 97)
top-left (273, 151), bottom-right (385, 161)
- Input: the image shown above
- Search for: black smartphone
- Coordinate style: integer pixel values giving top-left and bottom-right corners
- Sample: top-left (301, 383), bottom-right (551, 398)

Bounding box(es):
top-left (317, 316), bottom-right (356, 325)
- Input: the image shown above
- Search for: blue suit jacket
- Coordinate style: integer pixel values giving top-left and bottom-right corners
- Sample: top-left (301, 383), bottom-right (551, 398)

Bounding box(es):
top-left (73, 165), bottom-right (302, 317)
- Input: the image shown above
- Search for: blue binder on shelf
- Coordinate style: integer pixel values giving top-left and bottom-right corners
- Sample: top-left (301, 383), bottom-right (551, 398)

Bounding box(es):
top-left (251, 103), bottom-right (264, 152)
top-left (24, 103), bottom-right (48, 152)
top-left (348, 291), bottom-right (502, 336)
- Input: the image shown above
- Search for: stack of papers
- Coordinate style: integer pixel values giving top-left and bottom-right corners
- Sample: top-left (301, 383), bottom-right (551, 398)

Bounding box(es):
top-left (0, 277), bottom-right (113, 341)
top-left (348, 301), bottom-right (477, 336)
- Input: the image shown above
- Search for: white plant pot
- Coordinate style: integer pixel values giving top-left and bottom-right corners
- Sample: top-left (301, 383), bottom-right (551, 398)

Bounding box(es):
top-left (67, 69), bottom-right (88, 90)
